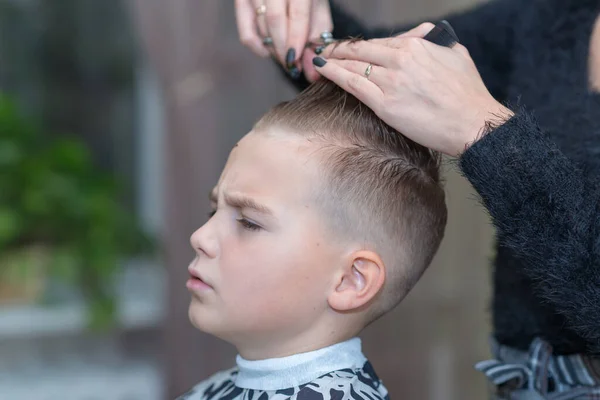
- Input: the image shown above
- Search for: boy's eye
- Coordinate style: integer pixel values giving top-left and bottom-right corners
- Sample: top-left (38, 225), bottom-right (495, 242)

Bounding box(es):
top-left (236, 217), bottom-right (261, 231)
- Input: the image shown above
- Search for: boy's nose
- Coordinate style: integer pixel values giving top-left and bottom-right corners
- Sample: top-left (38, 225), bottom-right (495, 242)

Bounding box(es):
top-left (190, 221), bottom-right (218, 259)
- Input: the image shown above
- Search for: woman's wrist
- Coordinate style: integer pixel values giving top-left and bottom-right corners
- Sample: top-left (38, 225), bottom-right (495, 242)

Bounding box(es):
top-left (458, 103), bottom-right (514, 156)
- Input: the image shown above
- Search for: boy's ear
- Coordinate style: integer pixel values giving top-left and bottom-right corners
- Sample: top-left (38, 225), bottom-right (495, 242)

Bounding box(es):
top-left (328, 251), bottom-right (386, 313)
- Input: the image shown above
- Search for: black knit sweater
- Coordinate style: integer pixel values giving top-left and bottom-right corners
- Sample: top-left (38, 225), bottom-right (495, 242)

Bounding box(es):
top-left (285, 0), bottom-right (600, 355)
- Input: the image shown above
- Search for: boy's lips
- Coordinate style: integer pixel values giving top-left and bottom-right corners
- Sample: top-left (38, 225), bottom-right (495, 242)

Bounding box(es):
top-left (187, 265), bottom-right (213, 291)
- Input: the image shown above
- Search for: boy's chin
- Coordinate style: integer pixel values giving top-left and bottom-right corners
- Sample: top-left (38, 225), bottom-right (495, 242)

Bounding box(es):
top-left (188, 299), bottom-right (234, 341)
top-left (188, 298), bottom-right (217, 333)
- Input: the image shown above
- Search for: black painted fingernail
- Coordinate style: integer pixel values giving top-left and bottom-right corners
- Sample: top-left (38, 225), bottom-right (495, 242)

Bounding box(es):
top-left (312, 57), bottom-right (326, 67)
top-left (286, 48), bottom-right (296, 68)
top-left (288, 66), bottom-right (301, 80)
top-left (315, 46), bottom-right (324, 55)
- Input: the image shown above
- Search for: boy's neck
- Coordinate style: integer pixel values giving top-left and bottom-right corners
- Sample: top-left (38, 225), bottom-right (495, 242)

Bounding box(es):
top-left (235, 325), bottom-right (358, 361)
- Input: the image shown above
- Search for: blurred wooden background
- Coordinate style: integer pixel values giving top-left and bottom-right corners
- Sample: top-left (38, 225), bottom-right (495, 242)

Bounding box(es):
top-left (130, 1), bottom-right (494, 399)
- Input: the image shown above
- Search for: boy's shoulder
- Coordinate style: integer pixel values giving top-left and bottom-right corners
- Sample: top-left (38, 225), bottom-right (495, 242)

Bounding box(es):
top-left (291, 361), bottom-right (389, 400)
top-left (177, 361), bottom-right (389, 400)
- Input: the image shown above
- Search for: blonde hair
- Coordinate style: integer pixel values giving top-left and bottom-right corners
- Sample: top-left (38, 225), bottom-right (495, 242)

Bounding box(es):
top-left (255, 78), bottom-right (447, 320)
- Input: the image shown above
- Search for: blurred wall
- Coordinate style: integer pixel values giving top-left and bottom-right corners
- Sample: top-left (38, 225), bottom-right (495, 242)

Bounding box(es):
top-left (129, 1), bottom-right (494, 399)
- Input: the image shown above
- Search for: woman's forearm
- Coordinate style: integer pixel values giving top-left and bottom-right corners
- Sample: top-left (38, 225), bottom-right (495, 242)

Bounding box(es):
top-left (459, 108), bottom-right (600, 350)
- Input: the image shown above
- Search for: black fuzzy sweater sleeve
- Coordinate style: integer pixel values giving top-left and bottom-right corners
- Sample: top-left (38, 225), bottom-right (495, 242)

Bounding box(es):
top-left (459, 109), bottom-right (600, 350)
top-left (286, 0), bottom-right (521, 101)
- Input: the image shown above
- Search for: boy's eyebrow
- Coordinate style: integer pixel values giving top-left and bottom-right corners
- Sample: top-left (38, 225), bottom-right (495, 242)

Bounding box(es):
top-left (209, 189), bottom-right (274, 216)
top-left (224, 193), bottom-right (274, 216)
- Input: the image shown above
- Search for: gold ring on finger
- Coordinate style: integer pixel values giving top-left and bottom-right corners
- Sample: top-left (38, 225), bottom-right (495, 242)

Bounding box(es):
top-left (256, 4), bottom-right (267, 16)
top-left (365, 64), bottom-right (373, 79)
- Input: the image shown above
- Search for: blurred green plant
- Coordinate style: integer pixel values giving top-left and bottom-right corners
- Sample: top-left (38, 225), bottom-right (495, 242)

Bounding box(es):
top-left (0, 93), bottom-right (153, 329)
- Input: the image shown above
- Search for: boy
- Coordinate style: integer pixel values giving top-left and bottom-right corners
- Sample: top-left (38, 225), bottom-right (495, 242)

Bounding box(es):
top-left (178, 78), bottom-right (447, 400)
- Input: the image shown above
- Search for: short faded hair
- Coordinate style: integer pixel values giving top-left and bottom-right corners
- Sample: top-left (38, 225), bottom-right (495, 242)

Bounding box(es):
top-left (255, 78), bottom-right (447, 321)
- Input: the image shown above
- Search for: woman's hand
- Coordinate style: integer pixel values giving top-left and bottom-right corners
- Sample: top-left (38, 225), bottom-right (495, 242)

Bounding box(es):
top-left (312, 23), bottom-right (513, 156)
top-left (235, 0), bottom-right (332, 81)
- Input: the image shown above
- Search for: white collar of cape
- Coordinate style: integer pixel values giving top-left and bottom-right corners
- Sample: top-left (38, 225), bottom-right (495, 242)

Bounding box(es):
top-left (234, 337), bottom-right (367, 391)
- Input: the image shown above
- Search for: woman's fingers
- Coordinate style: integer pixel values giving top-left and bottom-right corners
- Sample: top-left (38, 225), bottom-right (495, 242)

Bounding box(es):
top-left (394, 22), bottom-right (436, 39)
top-left (318, 21), bottom-right (438, 56)
top-left (307, 0), bottom-right (333, 47)
top-left (330, 59), bottom-right (388, 88)
top-left (252, 0), bottom-right (269, 37)
top-left (286, 0), bottom-right (312, 67)
top-left (320, 40), bottom-right (396, 67)
top-left (301, 48), bottom-right (319, 81)
top-left (368, 23), bottom-right (436, 49)
top-left (314, 21), bottom-right (437, 56)
top-left (312, 57), bottom-right (383, 111)
top-left (265, 0), bottom-right (288, 63)
top-left (235, 0), bottom-right (270, 57)
top-left (236, 0), bottom-right (335, 77)
top-left (301, 0), bottom-right (333, 81)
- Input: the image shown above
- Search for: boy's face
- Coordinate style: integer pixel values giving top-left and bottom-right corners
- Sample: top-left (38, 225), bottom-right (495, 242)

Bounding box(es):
top-left (188, 130), bottom-right (343, 353)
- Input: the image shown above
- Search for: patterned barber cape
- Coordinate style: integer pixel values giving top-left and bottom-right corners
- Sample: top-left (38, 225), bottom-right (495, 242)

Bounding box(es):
top-left (177, 338), bottom-right (389, 400)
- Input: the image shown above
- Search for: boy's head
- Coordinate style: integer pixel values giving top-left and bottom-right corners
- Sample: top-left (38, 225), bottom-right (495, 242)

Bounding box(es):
top-left (188, 80), bottom-right (447, 359)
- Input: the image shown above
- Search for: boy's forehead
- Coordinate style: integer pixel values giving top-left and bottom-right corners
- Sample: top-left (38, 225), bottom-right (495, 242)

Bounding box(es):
top-left (214, 129), bottom-right (321, 199)
top-left (227, 129), bottom-right (318, 168)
